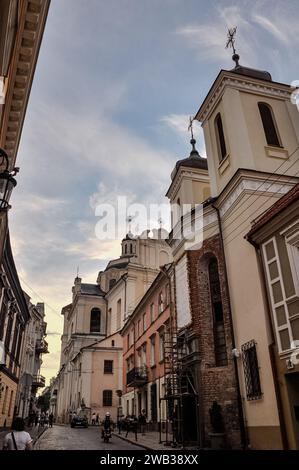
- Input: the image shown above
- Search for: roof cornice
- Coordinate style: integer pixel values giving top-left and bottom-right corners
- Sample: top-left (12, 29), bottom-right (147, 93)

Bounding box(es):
top-left (1, 0), bottom-right (51, 167)
top-left (195, 69), bottom-right (292, 124)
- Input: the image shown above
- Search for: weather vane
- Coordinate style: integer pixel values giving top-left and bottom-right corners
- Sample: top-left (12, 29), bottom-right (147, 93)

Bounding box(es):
top-left (188, 116), bottom-right (195, 140)
top-left (225, 26), bottom-right (239, 66)
top-left (188, 116), bottom-right (197, 153)
top-left (127, 215), bottom-right (133, 234)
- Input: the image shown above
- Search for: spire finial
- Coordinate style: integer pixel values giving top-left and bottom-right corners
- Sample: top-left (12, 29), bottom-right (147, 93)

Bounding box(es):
top-left (188, 116), bottom-right (197, 153)
top-left (126, 215), bottom-right (133, 237)
top-left (226, 26), bottom-right (239, 67)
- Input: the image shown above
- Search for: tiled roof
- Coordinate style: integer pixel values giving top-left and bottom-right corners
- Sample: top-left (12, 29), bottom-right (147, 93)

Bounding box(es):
top-left (246, 183), bottom-right (299, 238)
top-left (80, 283), bottom-right (105, 296)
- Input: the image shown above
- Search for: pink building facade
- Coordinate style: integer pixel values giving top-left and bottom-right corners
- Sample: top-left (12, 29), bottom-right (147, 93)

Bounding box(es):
top-left (121, 267), bottom-right (171, 428)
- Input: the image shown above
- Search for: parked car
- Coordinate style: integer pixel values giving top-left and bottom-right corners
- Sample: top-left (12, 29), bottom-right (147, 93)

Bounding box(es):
top-left (71, 412), bottom-right (88, 428)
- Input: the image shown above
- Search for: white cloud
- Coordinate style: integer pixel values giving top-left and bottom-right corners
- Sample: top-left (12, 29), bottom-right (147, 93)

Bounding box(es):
top-left (252, 14), bottom-right (289, 44)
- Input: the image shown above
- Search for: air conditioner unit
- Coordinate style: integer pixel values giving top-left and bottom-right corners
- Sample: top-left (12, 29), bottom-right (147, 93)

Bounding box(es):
top-left (286, 358), bottom-right (295, 370)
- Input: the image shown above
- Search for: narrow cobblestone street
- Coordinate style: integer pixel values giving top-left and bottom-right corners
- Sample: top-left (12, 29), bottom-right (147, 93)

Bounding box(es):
top-left (34, 425), bottom-right (141, 450)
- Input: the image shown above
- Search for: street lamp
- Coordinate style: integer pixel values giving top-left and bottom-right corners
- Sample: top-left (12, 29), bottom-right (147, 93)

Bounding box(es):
top-left (0, 148), bottom-right (18, 210)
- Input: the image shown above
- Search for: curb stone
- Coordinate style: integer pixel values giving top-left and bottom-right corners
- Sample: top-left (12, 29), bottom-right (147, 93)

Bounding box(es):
top-left (112, 433), bottom-right (152, 450)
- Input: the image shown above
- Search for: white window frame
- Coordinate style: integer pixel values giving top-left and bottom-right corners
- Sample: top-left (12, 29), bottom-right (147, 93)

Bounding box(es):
top-left (263, 236), bottom-right (299, 354)
top-left (281, 221), bottom-right (299, 297)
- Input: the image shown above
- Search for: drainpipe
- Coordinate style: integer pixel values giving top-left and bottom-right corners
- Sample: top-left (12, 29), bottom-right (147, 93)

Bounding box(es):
top-left (212, 204), bottom-right (248, 449)
top-left (247, 238), bottom-right (288, 450)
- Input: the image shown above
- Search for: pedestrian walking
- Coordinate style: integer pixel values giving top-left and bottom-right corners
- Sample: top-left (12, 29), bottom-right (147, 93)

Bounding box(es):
top-left (96, 414), bottom-right (99, 426)
top-left (49, 413), bottom-right (54, 428)
top-left (40, 412), bottom-right (45, 428)
top-left (125, 415), bottom-right (138, 441)
top-left (2, 417), bottom-right (33, 451)
top-left (91, 412), bottom-right (96, 425)
top-left (138, 409), bottom-right (147, 435)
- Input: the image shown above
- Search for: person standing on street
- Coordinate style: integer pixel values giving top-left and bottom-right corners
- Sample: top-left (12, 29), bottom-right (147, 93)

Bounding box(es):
top-left (2, 417), bottom-right (33, 451)
top-left (91, 412), bottom-right (96, 425)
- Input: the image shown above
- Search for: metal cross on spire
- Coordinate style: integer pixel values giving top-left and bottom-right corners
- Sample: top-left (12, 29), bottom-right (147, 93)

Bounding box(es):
top-left (225, 26), bottom-right (240, 66)
top-left (188, 116), bottom-right (197, 153)
top-left (188, 116), bottom-right (194, 140)
top-left (127, 214), bottom-right (133, 235)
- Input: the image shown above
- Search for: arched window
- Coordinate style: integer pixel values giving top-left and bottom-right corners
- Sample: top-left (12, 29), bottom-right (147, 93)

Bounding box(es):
top-left (130, 243), bottom-right (133, 254)
top-left (208, 257), bottom-right (227, 366)
top-left (258, 102), bottom-right (281, 147)
top-left (125, 244), bottom-right (127, 254)
top-left (215, 113), bottom-right (227, 161)
top-left (90, 308), bottom-right (101, 333)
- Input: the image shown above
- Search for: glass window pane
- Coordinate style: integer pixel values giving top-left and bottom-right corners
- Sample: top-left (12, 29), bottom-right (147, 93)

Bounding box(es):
top-left (275, 305), bottom-right (287, 327)
top-left (269, 261), bottom-right (279, 280)
top-left (291, 318), bottom-right (299, 341)
top-left (288, 300), bottom-right (299, 318)
top-left (272, 281), bottom-right (283, 304)
top-left (279, 329), bottom-right (290, 351)
top-left (265, 242), bottom-right (275, 261)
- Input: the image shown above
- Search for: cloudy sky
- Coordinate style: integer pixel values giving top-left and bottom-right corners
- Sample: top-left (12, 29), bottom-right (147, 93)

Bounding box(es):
top-left (9, 0), bottom-right (299, 383)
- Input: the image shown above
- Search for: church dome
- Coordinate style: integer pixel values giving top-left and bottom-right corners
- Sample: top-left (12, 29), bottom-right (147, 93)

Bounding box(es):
top-left (171, 138), bottom-right (208, 180)
top-left (230, 61), bottom-right (272, 82)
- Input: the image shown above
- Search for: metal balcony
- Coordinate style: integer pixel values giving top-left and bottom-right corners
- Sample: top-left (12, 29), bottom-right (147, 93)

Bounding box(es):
top-left (32, 374), bottom-right (45, 388)
top-left (127, 366), bottom-right (148, 387)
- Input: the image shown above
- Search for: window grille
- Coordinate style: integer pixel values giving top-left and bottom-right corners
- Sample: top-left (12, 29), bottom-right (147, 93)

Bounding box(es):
top-left (242, 340), bottom-right (262, 400)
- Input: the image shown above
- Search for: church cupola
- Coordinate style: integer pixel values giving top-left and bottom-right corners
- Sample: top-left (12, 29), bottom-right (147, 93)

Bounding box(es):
top-left (166, 131), bottom-right (210, 229)
top-left (121, 232), bottom-right (137, 257)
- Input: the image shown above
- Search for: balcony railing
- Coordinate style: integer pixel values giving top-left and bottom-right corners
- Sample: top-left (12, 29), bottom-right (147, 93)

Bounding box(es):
top-left (35, 339), bottom-right (49, 354)
top-left (32, 374), bottom-right (45, 388)
top-left (127, 366), bottom-right (148, 387)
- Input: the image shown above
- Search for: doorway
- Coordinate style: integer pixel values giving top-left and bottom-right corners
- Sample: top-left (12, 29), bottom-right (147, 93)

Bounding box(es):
top-left (286, 372), bottom-right (299, 449)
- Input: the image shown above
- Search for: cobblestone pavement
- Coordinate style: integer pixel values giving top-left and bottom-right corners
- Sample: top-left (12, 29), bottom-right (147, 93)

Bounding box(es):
top-left (34, 425), bottom-right (141, 450)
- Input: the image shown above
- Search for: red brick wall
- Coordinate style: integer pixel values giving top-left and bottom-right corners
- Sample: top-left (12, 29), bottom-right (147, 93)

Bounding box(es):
top-left (187, 234), bottom-right (242, 448)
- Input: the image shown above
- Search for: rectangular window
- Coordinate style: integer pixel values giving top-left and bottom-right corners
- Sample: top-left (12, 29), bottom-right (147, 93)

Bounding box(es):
top-left (142, 344), bottom-right (146, 366)
top-left (143, 313), bottom-right (147, 332)
top-left (159, 334), bottom-right (164, 361)
top-left (150, 336), bottom-right (155, 366)
top-left (127, 334), bottom-right (130, 350)
top-left (104, 360), bottom-right (113, 374)
top-left (150, 303), bottom-right (155, 324)
top-left (137, 319), bottom-right (141, 338)
top-left (7, 390), bottom-right (13, 416)
top-left (107, 308), bottom-right (112, 336)
top-left (103, 390), bottom-right (113, 406)
top-left (117, 299), bottom-right (121, 330)
top-left (165, 284), bottom-right (170, 306)
top-left (242, 340), bottom-right (262, 400)
top-left (263, 237), bottom-right (299, 353)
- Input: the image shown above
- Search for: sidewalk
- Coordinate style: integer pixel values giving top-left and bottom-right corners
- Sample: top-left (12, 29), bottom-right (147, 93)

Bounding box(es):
top-left (0, 424), bottom-right (47, 449)
top-left (113, 430), bottom-right (195, 451)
